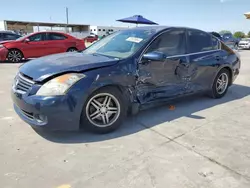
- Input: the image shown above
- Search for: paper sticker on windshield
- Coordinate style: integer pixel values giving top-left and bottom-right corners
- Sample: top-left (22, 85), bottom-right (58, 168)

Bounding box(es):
top-left (126, 37), bottom-right (143, 43)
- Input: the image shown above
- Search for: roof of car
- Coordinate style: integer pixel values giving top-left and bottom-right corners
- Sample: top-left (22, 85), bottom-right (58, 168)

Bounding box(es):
top-left (0, 30), bottom-right (16, 33)
top-left (125, 25), bottom-right (202, 32)
top-left (35, 31), bottom-right (68, 34)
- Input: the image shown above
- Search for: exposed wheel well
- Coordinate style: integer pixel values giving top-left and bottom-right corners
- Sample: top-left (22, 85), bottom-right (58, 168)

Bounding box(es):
top-left (67, 47), bottom-right (78, 51)
top-left (92, 84), bottom-right (130, 103)
top-left (222, 67), bottom-right (233, 86)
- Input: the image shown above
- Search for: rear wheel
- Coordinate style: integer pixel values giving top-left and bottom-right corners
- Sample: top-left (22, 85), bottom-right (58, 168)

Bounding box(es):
top-left (210, 69), bottom-right (230, 98)
top-left (7, 49), bottom-right (23, 63)
top-left (80, 87), bottom-right (126, 134)
top-left (67, 47), bottom-right (78, 52)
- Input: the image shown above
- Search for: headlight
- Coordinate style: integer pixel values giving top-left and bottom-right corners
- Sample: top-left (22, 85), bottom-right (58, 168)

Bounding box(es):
top-left (36, 73), bottom-right (85, 96)
top-left (0, 44), bottom-right (4, 48)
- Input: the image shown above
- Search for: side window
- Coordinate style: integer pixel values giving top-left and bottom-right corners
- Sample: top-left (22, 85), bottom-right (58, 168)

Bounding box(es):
top-left (3, 33), bottom-right (20, 40)
top-left (188, 30), bottom-right (217, 53)
top-left (29, 33), bottom-right (45, 42)
top-left (146, 29), bottom-right (186, 56)
top-left (212, 37), bottom-right (220, 50)
top-left (48, 33), bottom-right (67, 40)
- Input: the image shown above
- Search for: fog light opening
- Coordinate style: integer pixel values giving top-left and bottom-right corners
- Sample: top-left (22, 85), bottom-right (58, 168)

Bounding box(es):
top-left (34, 114), bottom-right (48, 123)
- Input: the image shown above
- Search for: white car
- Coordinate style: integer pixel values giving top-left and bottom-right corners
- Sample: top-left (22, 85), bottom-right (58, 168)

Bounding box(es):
top-left (238, 38), bottom-right (250, 49)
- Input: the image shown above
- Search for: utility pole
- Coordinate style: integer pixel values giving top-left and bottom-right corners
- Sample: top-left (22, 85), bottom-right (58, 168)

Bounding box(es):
top-left (65, 7), bottom-right (69, 33)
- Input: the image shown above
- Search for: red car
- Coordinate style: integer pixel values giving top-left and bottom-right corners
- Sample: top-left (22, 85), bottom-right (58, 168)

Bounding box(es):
top-left (0, 31), bottom-right (86, 63)
top-left (84, 35), bottom-right (98, 43)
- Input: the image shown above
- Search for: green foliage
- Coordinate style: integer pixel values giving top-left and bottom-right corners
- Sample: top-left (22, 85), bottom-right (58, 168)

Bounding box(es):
top-left (248, 31), bottom-right (250, 38)
top-left (233, 31), bottom-right (245, 39)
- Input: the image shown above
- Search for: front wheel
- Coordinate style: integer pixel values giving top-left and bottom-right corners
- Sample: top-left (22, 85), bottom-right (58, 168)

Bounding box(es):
top-left (80, 87), bottom-right (126, 134)
top-left (7, 49), bottom-right (23, 63)
top-left (209, 69), bottom-right (230, 99)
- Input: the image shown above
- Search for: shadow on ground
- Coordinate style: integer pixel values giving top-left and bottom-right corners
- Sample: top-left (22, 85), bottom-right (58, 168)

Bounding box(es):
top-left (35, 84), bottom-right (250, 143)
top-left (0, 60), bottom-right (28, 65)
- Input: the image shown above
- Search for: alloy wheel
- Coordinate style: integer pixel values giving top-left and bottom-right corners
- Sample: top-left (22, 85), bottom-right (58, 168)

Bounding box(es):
top-left (8, 50), bottom-right (23, 62)
top-left (216, 72), bottom-right (229, 94)
top-left (86, 93), bottom-right (121, 128)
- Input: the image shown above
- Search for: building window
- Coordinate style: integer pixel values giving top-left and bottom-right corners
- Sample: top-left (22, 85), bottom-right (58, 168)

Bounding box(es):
top-left (103, 29), bottom-right (105, 31)
top-left (90, 29), bottom-right (92, 31)
top-left (111, 29), bottom-right (114, 32)
top-left (94, 29), bottom-right (96, 31)
top-left (98, 29), bottom-right (101, 31)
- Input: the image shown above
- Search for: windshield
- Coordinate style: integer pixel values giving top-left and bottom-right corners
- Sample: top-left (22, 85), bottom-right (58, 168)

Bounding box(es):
top-left (222, 33), bottom-right (233, 39)
top-left (241, 38), bottom-right (250, 41)
top-left (82, 29), bottom-right (156, 59)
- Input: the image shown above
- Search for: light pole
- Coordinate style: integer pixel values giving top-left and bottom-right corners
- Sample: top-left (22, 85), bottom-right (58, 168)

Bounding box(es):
top-left (65, 7), bottom-right (69, 33)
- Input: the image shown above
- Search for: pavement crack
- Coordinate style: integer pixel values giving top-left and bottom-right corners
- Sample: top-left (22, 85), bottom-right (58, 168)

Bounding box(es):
top-left (136, 118), bottom-right (250, 182)
top-left (174, 140), bottom-right (250, 182)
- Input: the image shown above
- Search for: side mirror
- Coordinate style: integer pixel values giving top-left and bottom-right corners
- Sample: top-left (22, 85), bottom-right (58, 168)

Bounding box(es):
top-left (24, 38), bottom-right (30, 43)
top-left (142, 51), bottom-right (166, 62)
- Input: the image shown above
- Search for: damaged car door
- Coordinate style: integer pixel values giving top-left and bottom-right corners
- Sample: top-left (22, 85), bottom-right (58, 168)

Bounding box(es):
top-left (184, 29), bottom-right (221, 92)
top-left (136, 28), bottom-right (189, 104)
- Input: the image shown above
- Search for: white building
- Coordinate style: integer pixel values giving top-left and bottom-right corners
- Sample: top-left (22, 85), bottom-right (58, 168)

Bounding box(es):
top-left (90, 26), bottom-right (127, 36)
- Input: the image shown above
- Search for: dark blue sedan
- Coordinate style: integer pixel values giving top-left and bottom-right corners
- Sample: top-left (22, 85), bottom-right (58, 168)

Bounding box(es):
top-left (11, 26), bottom-right (241, 133)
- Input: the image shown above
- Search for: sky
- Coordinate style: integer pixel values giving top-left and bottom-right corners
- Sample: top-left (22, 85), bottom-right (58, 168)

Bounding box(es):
top-left (0, 0), bottom-right (250, 33)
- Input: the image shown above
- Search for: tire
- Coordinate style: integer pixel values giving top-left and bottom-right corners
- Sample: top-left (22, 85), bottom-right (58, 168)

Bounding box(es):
top-left (7, 49), bottom-right (23, 63)
top-left (209, 69), bottom-right (230, 99)
top-left (67, 47), bottom-right (78, 52)
top-left (80, 87), bottom-right (126, 134)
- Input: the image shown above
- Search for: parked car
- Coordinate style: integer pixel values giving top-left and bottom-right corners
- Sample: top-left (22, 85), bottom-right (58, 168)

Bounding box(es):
top-left (238, 38), bottom-right (250, 49)
top-left (84, 34), bottom-right (98, 43)
top-left (0, 31), bottom-right (86, 62)
top-left (0, 31), bottom-right (21, 42)
top-left (209, 32), bottom-right (223, 40)
top-left (221, 33), bottom-right (239, 48)
top-left (209, 32), bottom-right (239, 50)
top-left (11, 26), bottom-right (240, 134)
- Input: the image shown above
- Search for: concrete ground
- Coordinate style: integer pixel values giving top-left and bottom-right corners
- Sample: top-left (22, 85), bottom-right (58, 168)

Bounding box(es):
top-left (1, 51), bottom-right (250, 188)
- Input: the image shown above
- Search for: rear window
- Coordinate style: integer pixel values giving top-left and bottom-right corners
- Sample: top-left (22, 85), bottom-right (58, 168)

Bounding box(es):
top-left (188, 29), bottom-right (219, 53)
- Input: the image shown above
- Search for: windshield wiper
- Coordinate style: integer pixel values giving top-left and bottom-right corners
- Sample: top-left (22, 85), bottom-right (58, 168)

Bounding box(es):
top-left (92, 53), bottom-right (120, 60)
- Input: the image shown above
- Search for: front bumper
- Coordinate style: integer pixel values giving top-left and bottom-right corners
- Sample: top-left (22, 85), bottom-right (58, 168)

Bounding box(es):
top-left (11, 91), bottom-right (85, 131)
top-left (238, 44), bottom-right (250, 49)
top-left (0, 47), bottom-right (8, 61)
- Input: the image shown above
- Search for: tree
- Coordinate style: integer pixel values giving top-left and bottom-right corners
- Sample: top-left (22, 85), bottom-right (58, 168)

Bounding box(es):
top-left (248, 31), bottom-right (250, 38)
top-left (233, 31), bottom-right (245, 39)
top-left (219, 30), bottom-right (232, 35)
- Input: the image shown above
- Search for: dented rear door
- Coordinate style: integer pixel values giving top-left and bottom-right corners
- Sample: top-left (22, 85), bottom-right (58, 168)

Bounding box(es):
top-left (185, 29), bottom-right (221, 92)
top-left (136, 28), bottom-right (189, 104)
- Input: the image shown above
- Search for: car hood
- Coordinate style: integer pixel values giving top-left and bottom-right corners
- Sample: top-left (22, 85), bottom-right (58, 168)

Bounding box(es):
top-left (19, 52), bottom-right (119, 82)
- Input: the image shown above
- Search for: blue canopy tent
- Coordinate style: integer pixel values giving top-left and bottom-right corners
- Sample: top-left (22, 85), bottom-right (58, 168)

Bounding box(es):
top-left (117, 15), bottom-right (158, 26)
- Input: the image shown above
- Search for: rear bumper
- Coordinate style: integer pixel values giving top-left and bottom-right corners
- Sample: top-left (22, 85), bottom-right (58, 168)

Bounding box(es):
top-left (0, 47), bottom-right (8, 61)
